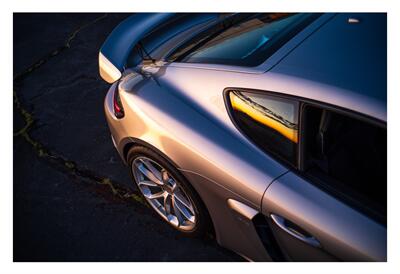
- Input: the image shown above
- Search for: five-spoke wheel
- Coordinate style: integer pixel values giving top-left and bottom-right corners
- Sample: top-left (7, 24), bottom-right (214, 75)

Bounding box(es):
top-left (132, 156), bottom-right (197, 230)
top-left (128, 146), bottom-right (211, 236)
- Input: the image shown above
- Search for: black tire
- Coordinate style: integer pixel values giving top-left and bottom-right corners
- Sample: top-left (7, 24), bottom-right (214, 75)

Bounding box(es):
top-left (127, 145), bottom-right (211, 237)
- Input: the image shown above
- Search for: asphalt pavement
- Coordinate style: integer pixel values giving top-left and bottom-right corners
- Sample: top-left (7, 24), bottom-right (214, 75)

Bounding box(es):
top-left (13, 13), bottom-right (243, 262)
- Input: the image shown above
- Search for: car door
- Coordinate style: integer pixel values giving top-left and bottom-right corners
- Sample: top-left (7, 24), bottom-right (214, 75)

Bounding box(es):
top-left (261, 104), bottom-right (387, 261)
top-left (261, 171), bottom-right (386, 261)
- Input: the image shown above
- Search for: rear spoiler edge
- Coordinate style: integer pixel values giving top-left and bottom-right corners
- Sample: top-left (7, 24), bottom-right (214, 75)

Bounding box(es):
top-left (99, 52), bottom-right (122, 83)
top-left (99, 13), bottom-right (175, 83)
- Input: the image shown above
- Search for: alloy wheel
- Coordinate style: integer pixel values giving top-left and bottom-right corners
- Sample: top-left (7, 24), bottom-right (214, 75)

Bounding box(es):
top-left (132, 156), bottom-right (197, 231)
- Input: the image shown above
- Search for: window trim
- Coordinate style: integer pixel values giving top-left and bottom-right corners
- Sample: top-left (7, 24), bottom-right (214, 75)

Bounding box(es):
top-left (224, 87), bottom-right (387, 224)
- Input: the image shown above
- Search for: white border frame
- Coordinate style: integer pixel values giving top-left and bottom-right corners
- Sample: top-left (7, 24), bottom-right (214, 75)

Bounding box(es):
top-left (2, 1), bottom-right (400, 274)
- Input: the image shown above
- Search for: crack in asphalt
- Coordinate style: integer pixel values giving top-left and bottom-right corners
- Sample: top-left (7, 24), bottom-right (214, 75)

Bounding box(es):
top-left (13, 13), bottom-right (148, 208)
top-left (13, 14), bottom-right (108, 82)
top-left (12, 14), bottom-right (240, 259)
top-left (29, 74), bottom-right (98, 102)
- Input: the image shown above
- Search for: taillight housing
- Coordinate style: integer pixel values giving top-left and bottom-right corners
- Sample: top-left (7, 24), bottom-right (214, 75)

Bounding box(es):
top-left (113, 86), bottom-right (124, 119)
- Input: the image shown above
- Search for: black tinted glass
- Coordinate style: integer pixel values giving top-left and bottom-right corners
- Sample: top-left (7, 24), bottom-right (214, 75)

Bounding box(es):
top-left (303, 105), bottom-right (387, 219)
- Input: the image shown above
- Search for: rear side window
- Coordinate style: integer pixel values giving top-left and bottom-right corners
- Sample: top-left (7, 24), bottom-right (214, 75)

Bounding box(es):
top-left (227, 89), bottom-right (387, 221)
top-left (170, 13), bottom-right (319, 67)
top-left (303, 105), bottom-right (387, 218)
top-left (228, 90), bottom-right (299, 166)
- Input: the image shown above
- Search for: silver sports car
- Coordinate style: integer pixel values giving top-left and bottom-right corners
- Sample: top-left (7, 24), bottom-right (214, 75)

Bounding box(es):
top-left (99, 13), bottom-right (386, 261)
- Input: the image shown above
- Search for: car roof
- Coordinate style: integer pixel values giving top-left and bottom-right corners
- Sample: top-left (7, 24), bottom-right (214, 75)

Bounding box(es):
top-left (269, 13), bottom-right (386, 121)
top-left (166, 13), bottom-right (386, 122)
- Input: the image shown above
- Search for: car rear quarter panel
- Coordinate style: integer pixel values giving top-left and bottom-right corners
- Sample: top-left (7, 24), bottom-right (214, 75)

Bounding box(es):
top-left (104, 69), bottom-right (291, 260)
top-left (116, 70), bottom-right (289, 208)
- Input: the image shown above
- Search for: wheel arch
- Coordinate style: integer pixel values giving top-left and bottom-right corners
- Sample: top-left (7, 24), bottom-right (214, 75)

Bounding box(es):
top-left (121, 136), bottom-right (216, 236)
